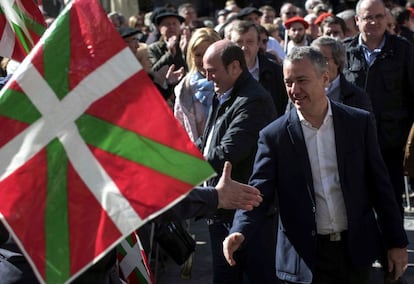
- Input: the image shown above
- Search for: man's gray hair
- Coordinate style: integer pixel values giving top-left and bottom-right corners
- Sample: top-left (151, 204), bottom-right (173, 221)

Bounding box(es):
top-left (285, 46), bottom-right (328, 74)
top-left (311, 36), bottom-right (347, 71)
top-left (356, 0), bottom-right (385, 15)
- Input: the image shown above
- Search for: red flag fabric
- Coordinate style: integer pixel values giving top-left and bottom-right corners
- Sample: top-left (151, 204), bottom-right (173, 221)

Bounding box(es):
top-left (0, 0), bottom-right (214, 283)
top-left (0, 0), bottom-right (46, 62)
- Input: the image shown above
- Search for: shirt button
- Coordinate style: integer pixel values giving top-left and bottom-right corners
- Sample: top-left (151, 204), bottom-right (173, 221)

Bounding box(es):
top-left (311, 230), bottom-right (316, 236)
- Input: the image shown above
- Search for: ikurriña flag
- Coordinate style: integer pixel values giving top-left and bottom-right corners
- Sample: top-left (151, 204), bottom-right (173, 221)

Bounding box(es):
top-left (0, 0), bottom-right (215, 283)
top-left (0, 0), bottom-right (46, 62)
top-left (118, 232), bottom-right (154, 284)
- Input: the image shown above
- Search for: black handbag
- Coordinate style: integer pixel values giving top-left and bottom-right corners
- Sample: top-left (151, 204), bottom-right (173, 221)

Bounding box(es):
top-left (154, 221), bottom-right (196, 265)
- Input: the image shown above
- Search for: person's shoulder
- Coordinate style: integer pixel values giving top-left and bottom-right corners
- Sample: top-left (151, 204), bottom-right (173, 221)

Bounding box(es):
top-left (148, 40), bottom-right (164, 50)
top-left (342, 35), bottom-right (359, 47)
top-left (261, 110), bottom-right (290, 132)
top-left (386, 33), bottom-right (412, 49)
top-left (258, 53), bottom-right (282, 69)
top-left (331, 100), bottom-right (370, 118)
top-left (340, 75), bottom-right (366, 95)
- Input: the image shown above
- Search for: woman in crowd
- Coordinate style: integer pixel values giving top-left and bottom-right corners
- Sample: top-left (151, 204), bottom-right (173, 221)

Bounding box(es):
top-left (174, 27), bottom-right (221, 142)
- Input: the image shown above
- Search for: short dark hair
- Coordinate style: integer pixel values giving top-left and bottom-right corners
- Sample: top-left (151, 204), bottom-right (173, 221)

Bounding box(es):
top-left (392, 7), bottom-right (411, 26)
top-left (220, 42), bottom-right (248, 71)
top-left (320, 15), bottom-right (347, 35)
top-left (311, 36), bottom-right (347, 70)
top-left (285, 46), bottom-right (328, 74)
top-left (230, 20), bottom-right (261, 42)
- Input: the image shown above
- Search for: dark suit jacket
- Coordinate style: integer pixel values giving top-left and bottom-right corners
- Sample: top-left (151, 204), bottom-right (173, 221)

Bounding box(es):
top-left (337, 73), bottom-right (373, 112)
top-left (258, 54), bottom-right (288, 117)
top-left (199, 70), bottom-right (276, 188)
top-left (231, 101), bottom-right (408, 283)
top-left (343, 32), bottom-right (414, 150)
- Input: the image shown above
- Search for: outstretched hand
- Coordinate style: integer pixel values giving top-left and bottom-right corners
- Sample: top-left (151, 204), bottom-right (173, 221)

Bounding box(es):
top-left (215, 161), bottom-right (262, 210)
top-left (223, 232), bottom-right (245, 266)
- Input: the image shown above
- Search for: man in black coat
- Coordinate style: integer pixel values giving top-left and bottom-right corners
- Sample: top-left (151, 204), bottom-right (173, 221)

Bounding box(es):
top-left (343, 0), bottom-right (414, 219)
top-left (199, 39), bottom-right (277, 284)
top-left (229, 20), bottom-right (287, 117)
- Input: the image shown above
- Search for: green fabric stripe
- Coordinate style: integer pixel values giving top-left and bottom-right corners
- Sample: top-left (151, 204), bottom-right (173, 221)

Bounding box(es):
top-left (126, 234), bottom-right (134, 247)
top-left (118, 244), bottom-right (127, 257)
top-left (11, 23), bottom-right (30, 53)
top-left (134, 267), bottom-right (148, 283)
top-left (45, 139), bottom-right (70, 283)
top-left (0, 89), bottom-right (41, 123)
top-left (21, 10), bottom-right (46, 36)
top-left (76, 114), bottom-right (213, 185)
top-left (43, 10), bottom-right (70, 100)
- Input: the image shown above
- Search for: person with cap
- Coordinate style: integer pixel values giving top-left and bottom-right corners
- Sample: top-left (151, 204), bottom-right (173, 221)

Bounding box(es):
top-left (116, 26), bottom-right (140, 52)
top-left (284, 16), bottom-right (310, 54)
top-left (147, 9), bottom-right (187, 73)
top-left (115, 26), bottom-right (183, 102)
top-left (147, 9), bottom-right (187, 102)
top-left (236, 6), bottom-right (263, 25)
top-left (145, 7), bottom-right (169, 45)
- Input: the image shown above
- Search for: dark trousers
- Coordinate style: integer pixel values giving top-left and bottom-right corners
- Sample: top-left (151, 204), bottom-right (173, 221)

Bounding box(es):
top-left (208, 221), bottom-right (244, 284)
top-left (313, 234), bottom-right (370, 284)
top-left (279, 234), bottom-right (370, 284)
top-left (382, 148), bottom-right (405, 218)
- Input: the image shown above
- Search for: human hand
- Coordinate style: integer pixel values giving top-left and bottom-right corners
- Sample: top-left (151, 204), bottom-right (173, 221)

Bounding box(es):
top-left (179, 33), bottom-right (189, 55)
top-left (223, 232), bottom-right (245, 266)
top-left (152, 65), bottom-right (169, 87)
top-left (387, 247), bottom-right (408, 280)
top-left (167, 35), bottom-right (178, 56)
top-left (166, 64), bottom-right (185, 85)
top-left (215, 161), bottom-right (262, 210)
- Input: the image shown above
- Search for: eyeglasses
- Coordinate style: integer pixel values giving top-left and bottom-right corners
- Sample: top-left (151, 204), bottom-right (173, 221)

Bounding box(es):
top-left (358, 13), bottom-right (385, 22)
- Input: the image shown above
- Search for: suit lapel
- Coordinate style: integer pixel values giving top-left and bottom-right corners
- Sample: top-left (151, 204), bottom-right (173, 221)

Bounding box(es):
top-left (286, 110), bottom-right (315, 196)
top-left (331, 102), bottom-right (348, 192)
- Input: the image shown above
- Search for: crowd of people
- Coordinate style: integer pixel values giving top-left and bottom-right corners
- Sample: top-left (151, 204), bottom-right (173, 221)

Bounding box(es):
top-left (1, 0), bottom-right (414, 283)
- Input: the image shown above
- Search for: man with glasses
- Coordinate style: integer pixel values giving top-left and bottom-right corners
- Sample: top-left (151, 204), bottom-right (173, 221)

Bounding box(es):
top-left (343, 2), bottom-right (414, 280)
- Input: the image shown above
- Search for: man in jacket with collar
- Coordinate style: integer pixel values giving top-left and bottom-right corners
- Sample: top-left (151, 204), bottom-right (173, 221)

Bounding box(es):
top-left (311, 36), bottom-right (372, 112)
top-left (342, 0), bottom-right (414, 219)
top-left (224, 46), bottom-right (408, 284)
top-left (199, 39), bottom-right (276, 284)
top-left (229, 20), bottom-right (288, 117)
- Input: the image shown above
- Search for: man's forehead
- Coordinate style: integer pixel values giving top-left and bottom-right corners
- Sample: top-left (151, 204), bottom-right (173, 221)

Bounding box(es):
top-left (359, 0), bottom-right (384, 13)
top-left (289, 22), bottom-right (305, 30)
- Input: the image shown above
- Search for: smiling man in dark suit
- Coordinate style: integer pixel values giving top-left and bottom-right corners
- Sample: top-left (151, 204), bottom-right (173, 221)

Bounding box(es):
top-left (223, 46), bottom-right (408, 284)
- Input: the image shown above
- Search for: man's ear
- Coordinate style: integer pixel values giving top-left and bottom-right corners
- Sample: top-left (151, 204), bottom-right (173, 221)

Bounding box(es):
top-left (322, 71), bottom-right (330, 87)
top-left (228, 60), bottom-right (241, 76)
